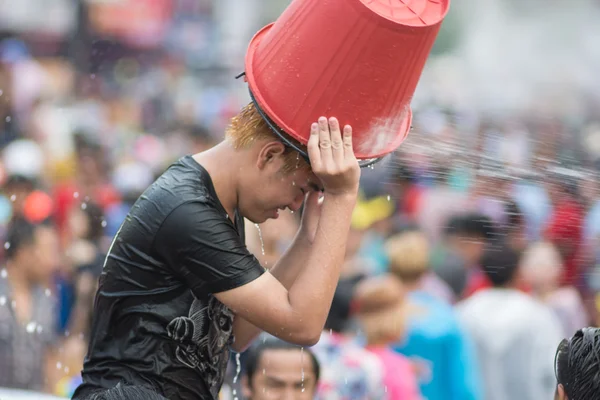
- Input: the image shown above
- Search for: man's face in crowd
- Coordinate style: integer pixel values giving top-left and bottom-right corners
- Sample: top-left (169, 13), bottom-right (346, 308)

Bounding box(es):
top-left (448, 233), bottom-right (486, 267)
top-left (242, 348), bottom-right (317, 400)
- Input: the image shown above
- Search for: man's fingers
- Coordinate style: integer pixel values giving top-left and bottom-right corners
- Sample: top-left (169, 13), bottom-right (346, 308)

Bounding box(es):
top-left (343, 125), bottom-right (354, 159)
top-left (307, 122), bottom-right (321, 169)
top-left (318, 116), bottom-right (333, 165)
top-left (329, 117), bottom-right (344, 164)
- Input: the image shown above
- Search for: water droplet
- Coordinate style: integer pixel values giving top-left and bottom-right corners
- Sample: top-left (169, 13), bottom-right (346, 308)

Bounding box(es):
top-left (0, 269), bottom-right (6, 278)
top-left (36, 325), bottom-right (43, 334)
top-left (254, 224), bottom-right (265, 256)
top-left (56, 362), bottom-right (62, 370)
top-left (45, 289), bottom-right (51, 297)
top-left (387, 195), bottom-right (391, 201)
top-left (81, 203), bottom-right (87, 210)
top-left (64, 330), bottom-right (70, 337)
top-left (73, 192), bottom-right (79, 199)
top-left (232, 352), bottom-right (242, 384)
top-left (26, 322), bottom-right (37, 333)
top-left (5, 116), bottom-right (11, 122)
top-left (300, 347), bottom-right (305, 392)
top-left (0, 89), bottom-right (3, 96)
top-left (11, 300), bottom-right (16, 309)
top-left (0, 296), bottom-right (6, 306)
top-left (4, 242), bottom-right (9, 250)
top-left (101, 220), bottom-right (107, 228)
top-left (262, 368), bottom-right (266, 375)
top-left (90, 74), bottom-right (96, 79)
top-left (9, 195), bottom-right (15, 202)
top-left (290, 210), bottom-right (294, 214)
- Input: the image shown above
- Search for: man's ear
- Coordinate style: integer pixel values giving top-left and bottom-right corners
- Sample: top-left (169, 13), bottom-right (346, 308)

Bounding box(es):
top-left (257, 141), bottom-right (286, 170)
top-left (241, 375), bottom-right (252, 399)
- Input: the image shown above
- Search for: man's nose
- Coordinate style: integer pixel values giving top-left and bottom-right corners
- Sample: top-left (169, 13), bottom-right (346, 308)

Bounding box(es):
top-left (289, 195), bottom-right (304, 212)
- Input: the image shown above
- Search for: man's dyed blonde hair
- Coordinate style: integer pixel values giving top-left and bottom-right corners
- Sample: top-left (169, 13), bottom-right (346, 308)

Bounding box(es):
top-left (225, 103), bottom-right (309, 174)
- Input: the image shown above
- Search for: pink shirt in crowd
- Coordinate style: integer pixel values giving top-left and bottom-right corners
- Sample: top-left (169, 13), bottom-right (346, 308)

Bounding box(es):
top-left (367, 346), bottom-right (421, 400)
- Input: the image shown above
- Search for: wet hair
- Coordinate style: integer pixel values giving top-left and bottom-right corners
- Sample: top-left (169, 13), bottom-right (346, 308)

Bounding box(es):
top-left (87, 383), bottom-right (168, 400)
top-left (244, 336), bottom-right (320, 383)
top-left (555, 327), bottom-right (600, 399)
top-left (225, 103), bottom-right (309, 174)
top-left (480, 242), bottom-right (521, 287)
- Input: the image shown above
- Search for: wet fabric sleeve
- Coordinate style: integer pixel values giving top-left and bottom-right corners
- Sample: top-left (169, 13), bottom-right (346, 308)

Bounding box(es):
top-left (154, 201), bottom-right (265, 295)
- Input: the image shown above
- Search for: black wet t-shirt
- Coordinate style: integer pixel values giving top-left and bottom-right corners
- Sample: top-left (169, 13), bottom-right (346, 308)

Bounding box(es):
top-left (72, 156), bottom-right (265, 400)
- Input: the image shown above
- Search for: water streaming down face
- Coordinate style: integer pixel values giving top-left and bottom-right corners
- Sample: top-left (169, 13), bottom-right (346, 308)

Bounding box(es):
top-left (254, 224), bottom-right (265, 255)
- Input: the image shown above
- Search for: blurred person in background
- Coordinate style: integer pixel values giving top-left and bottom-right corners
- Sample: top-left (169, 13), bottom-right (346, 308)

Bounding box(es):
top-left (310, 254), bottom-right (387, 399)
top-left (543, 168), bottom-right (585, 289)
top-left (241, 337), bottom-right (320, 400)
top-left (520, 241), bottom-right (588, 335)
top-left (0, 217), bottom-right (60, 392)
top-left (2, 174), bottom-right (35, 219)
top-left (387, 230), bottom-right (482, 400)
top-left (354, 276), bottom-right (420, 399)
top-left (349, 185), bottom-right (397, 277)
top-left (104, 161), bottom-right (155, 239)
top-left (457, 242), bottom-right (562, 400)
top-left (53, 132), bottom-right (120, 247)
top-left (554, 327), bottom-right (600, 400)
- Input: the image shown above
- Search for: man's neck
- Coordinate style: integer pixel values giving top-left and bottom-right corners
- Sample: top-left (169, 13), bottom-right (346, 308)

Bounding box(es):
top-left (193, 143), bottom-right (240, 219)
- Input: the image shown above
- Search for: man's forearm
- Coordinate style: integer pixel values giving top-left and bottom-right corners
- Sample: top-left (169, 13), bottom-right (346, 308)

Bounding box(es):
top-left (231, 230), bottom-right (312, 352)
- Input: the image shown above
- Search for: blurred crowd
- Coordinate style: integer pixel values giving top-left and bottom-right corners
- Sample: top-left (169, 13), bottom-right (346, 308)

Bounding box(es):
top-left (1, 1), bottom-right (600, 399)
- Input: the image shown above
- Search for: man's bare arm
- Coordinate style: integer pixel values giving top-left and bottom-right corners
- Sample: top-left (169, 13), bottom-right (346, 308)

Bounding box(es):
top-left (231, 230), bottom-right (311, 352)
top-left (215, 117), bottom-right (360, 346)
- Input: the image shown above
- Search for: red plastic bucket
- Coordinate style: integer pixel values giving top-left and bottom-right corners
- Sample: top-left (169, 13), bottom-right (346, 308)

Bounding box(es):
top-left (244, 0), bottom-right (450, 160)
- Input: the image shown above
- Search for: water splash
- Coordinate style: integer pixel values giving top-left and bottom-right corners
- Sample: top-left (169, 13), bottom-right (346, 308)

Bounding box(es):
top-left (232, 352), bottom-right (242, 383)
top-left (26, 322), bottom-right (37, 334)
top-left (300, 347), bottom-right (305, 392)
top-left (232, 352), bottom-right (242, 400)
top-left (254, 224), bottom-right (265, 255)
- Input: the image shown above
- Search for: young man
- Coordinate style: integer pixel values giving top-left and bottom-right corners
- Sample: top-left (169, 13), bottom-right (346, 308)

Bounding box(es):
top-left (241, 337), bottom-right (320, 400)
top-left (72, 104), bottom-right (361, 400)
top-left (457, 242), bottom-right (563, 400)
top-left (554, 327), bottom-right (600, 400)
top-left (0, 218), bottom-right (60, 392)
